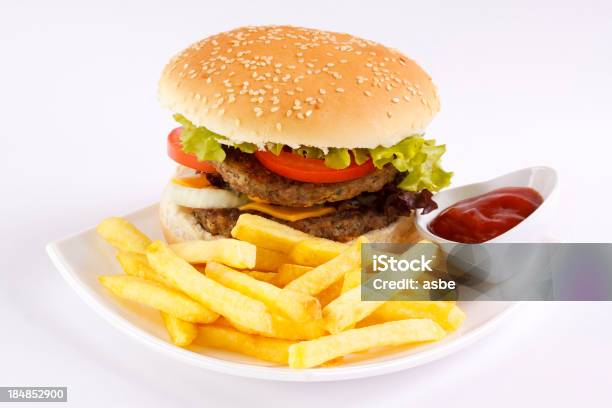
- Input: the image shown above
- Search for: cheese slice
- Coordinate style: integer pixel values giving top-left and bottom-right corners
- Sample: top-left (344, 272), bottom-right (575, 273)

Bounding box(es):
top-left (239, 202), bottom-right (335, 222)
top-left (172, 176), bottom-right (211, 189)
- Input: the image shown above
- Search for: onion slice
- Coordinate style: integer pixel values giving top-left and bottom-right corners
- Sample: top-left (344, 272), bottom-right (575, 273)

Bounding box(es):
top-left (166, 182), bottom-right (248, 209)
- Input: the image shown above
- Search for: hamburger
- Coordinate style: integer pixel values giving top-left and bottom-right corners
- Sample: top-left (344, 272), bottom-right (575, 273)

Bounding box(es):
top-left (157, 25), bottom-right (452, 244)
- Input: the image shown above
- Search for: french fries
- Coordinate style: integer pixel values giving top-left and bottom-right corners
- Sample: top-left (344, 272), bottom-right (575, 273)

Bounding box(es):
top-left (289, 238), bottom-right (348, 267)
top-left (244, 271), bottom-right (278, 284)
top-left (227, 315), bottom-right (326, 341)
top-left (161, 312), bottom-right (198, 347)
top-left (289, 319), bottom-right (446, 368)
top-left (284, 237), bottom-right (367, 296)
top-left (98, 275), bottom-right (218, 323)
top-left (316, 278), bottom-right (344, 307)
top-left (96, 215), bottom-right (466, 368)
top-left (170, 239), bottom-right (256, 269)
top-left (341, 266), bottom-right (361, 294)
top-left (255, 247), bottom-right (289, 271)
top-left (97, 217), bottom-right (151, 254)
top-left (231, 214), bottom-right (310, 253)
top-left (360, 301), bottom-right (466, 332)
top-left (205, 262), bottom-right (321, 322)
top-left (198, 325), bottom-right (293, 365)
top-left (116, 251), bottom-right (175, 288)
top-left (146, 241), bottom-right (273, 333)
top-left (323, 286), bottom-right (384, 334)
top-left (275, 264), bottom-right (312, 287)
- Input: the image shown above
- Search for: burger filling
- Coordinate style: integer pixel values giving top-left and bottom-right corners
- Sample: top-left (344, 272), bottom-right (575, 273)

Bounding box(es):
top-left (167, 115), bottom-right (451, 242)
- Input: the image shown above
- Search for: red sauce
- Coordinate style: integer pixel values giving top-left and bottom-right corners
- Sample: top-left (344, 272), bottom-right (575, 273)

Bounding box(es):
top-left (428, 187), bottom-right (544, 243)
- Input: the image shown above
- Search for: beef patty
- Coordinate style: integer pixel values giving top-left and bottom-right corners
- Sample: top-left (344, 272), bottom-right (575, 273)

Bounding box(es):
top-left (211, 149), bottom-right (398, 207)
top-left (193, 205), bottom-right (400, 243)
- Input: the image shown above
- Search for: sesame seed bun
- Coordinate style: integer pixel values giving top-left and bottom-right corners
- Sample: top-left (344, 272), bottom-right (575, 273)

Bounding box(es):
top-left (158, 25), bottom-right (440, 149)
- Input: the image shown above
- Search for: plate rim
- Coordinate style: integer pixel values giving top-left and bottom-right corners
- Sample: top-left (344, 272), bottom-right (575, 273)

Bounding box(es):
top-left (46, 205), bottom-right (520, 382)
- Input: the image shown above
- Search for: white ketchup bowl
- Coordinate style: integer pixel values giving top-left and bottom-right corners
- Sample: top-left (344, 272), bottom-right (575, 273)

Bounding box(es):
top-left (416, 166), bottom-right (559, 244)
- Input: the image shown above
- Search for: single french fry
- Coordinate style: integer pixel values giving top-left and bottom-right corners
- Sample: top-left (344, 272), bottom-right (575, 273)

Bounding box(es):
top-left (244, 271), bottom-right (278, 284)
top-left (198, 325), bottom-right (293, 365)
top-left (161, 312), bottom-right (198, 347)
top-left (98, 275), bottom-right (218, 323)
top-left (316, 278), bottom-right (344, 307)
top-left (227, 315), bottom-right (326, 341)
top-left (341, 266), bottom-right (361, 294)
top-left (275, 264), bottom-right (313, 287)
top-left (323, 286), bottom-right (385, 334)
top-left (255, 247), bottom-right (289, 272)
top-left (288, 319), bottom-right (446, 368)
top-left (97, 217), bottom-right (151, 254)
top-left (284, 237), bottom-right (367, 296)
top-left (360, 301), bottom-right (466, 332)
top-left (146, 241), bottom-right (272, 333)
top-left (170, 239), bottom-right (256, 269)
top-left (116, 251), bottom-right (175, 288)
top-left (289, 238), bottom-right (348, 267)
top-left (205, 262), bottom-right (321, 322)
top-left (231, 214), bottom-right (310, 253)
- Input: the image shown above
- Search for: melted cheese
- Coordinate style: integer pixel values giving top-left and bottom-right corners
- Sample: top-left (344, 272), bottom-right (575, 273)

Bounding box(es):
top-left (247, 195), bottom-right (270, 204)
top-left (172, 176), bottom-right (211, 189)
top-left (239, 202), bottom-right (335, 222)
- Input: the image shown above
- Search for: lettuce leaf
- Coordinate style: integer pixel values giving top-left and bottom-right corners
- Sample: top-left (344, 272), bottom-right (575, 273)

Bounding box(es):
top-left (352, 148), bottom-right (370, 165)
top-left (172, 115), bottom-right (452, 192)
top-left (266, 143), bottom-right (284, 155)
top-left (293, 146), bottom-right (324, 159)
top-left (324, 148), bottom-right (351, 169)
top-left (235, 142), bottom-right (257, 153)
top-left (175, 114), bottom-right (226, 162)
top-left (369, 135), bottom-right (452, 192)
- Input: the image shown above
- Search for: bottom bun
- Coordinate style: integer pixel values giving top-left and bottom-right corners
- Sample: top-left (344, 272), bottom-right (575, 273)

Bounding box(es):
top-left (357, 215), bottom-right (420, 244)
top-left (159, 186), bottom-right (221, 244)
top-left (159, 185), bottom-right (421, 245)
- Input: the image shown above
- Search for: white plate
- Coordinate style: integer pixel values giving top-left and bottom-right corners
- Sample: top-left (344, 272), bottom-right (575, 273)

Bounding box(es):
top-left (47, 204), bottom-right (518, 382)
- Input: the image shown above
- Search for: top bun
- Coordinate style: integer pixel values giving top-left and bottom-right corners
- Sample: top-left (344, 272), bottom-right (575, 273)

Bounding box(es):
top-left (158, 25), bottom-right (440, 149)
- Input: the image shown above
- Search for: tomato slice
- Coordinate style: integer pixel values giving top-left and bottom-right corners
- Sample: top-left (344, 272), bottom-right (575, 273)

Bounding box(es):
top-left (255, 150), bottom-right (375, 183)
top-left (167, 127), bottom-right (217, 173)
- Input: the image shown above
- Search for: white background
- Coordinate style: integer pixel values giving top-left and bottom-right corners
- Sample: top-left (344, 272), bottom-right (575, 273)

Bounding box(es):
top-left (1, 0), bottom-right (611, 406)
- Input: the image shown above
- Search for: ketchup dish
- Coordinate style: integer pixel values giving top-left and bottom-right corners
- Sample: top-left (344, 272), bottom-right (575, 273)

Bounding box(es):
top-left (416, 167), bottom-right (558, 244)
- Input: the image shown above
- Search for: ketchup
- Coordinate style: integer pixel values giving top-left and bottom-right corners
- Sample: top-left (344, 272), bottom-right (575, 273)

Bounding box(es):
top-left (428, 187), bottom-right (544, 243)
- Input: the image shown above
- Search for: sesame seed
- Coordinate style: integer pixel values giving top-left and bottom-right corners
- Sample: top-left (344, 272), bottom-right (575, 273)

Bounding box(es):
top-left (286, 110), bottom-right (293, 117)
top-left (305, 110), bottom-right (313, 117)
top-left (276, 122), bottom-right (282, 131)
top-left (336, 87), bottom-right (344, 93)
top-left (386, 111), bottom-right (393, 118)
top-left (297, 112), bottom-right (305, 119)
top-left (235, 118), bottom-right (241, 127)
top-left (392, 97), bottom-right (400, 103)
top-left (364, 90), bottom-right (372, 96)
top-left (271, 106), bottom-right (280, 112)
top-left (403, 95), bottom-right (411, 102)
top-left (319, 88), bottom-right (326, 95)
